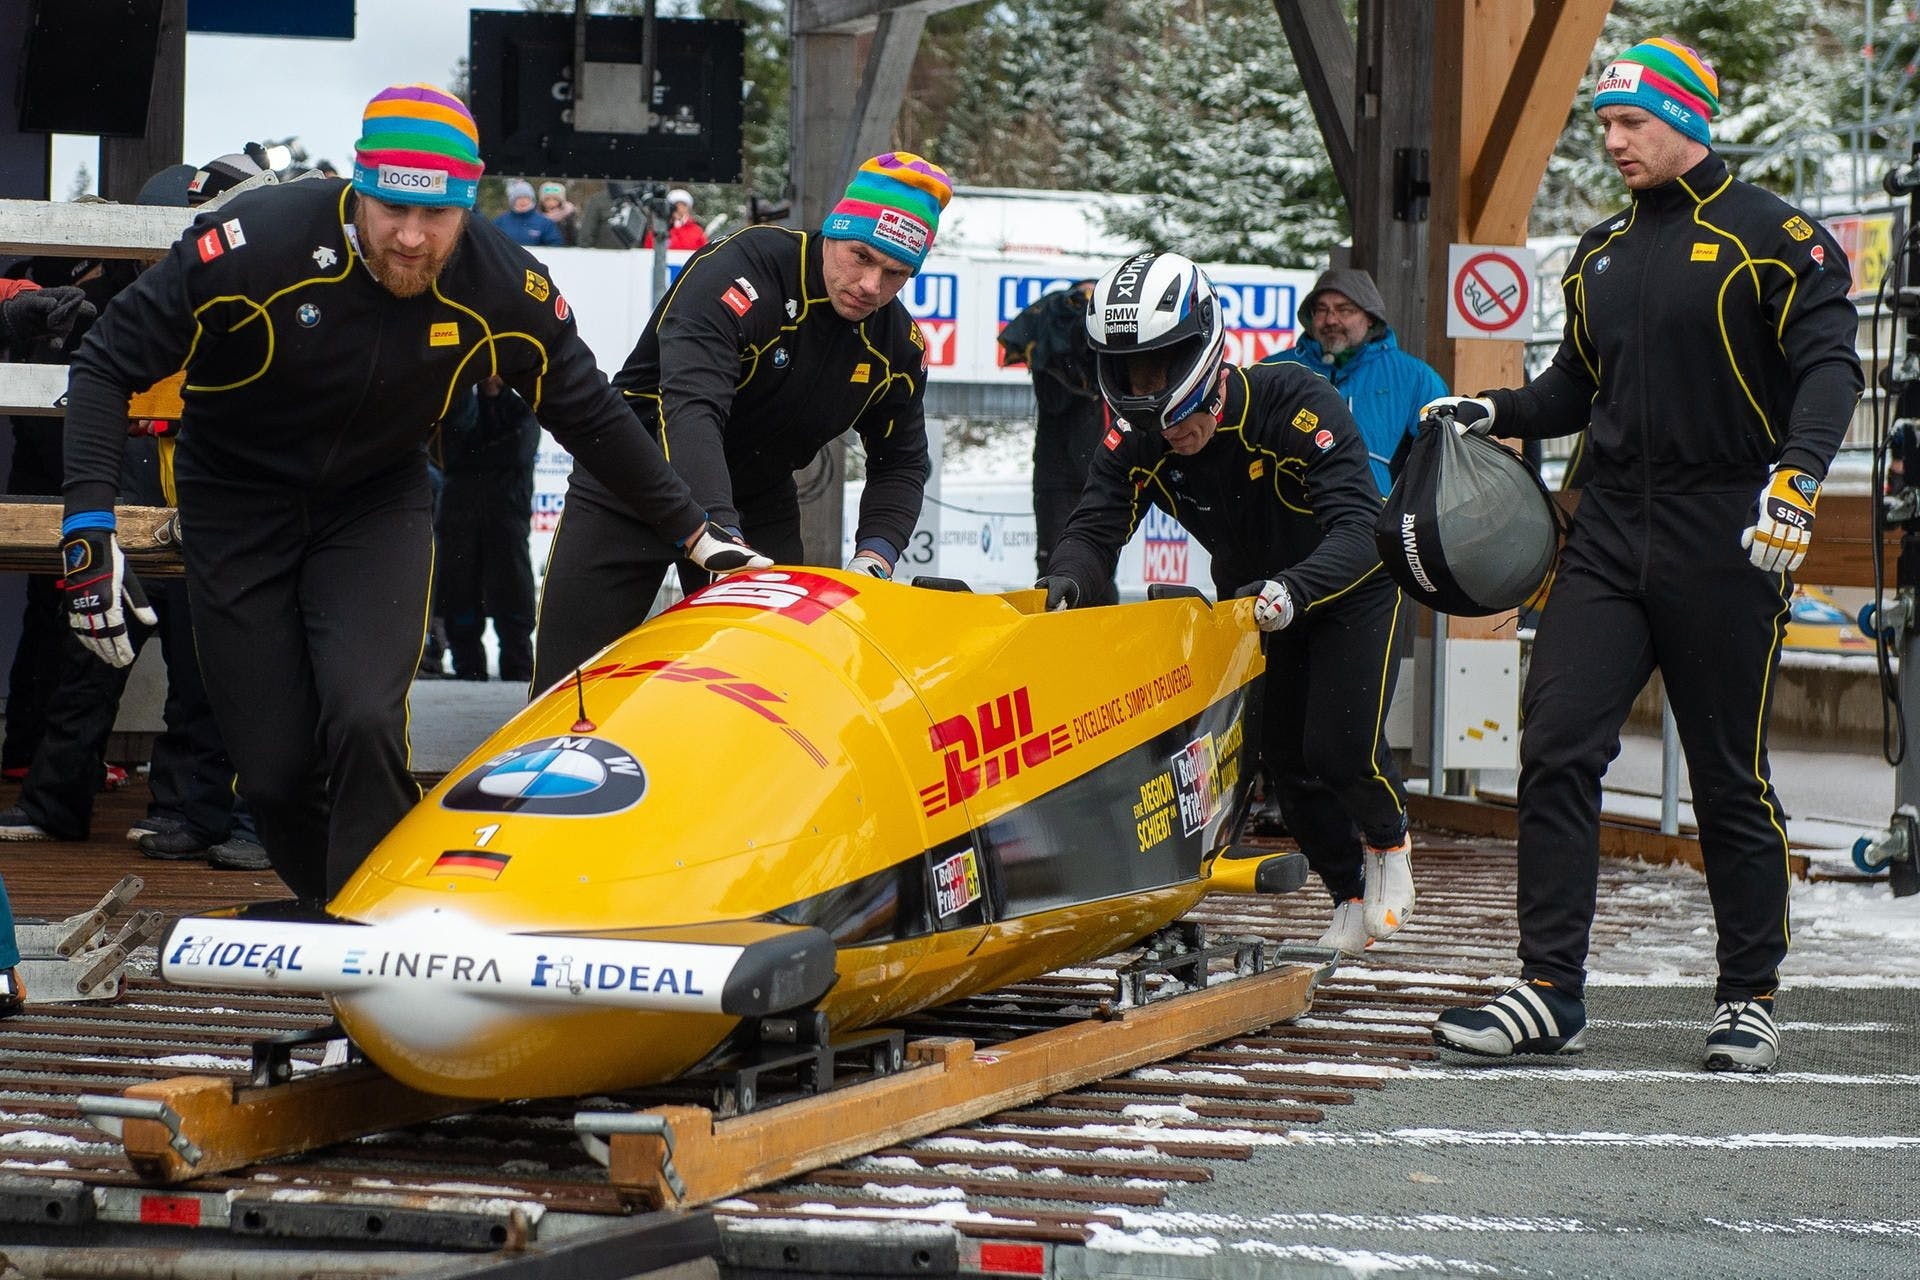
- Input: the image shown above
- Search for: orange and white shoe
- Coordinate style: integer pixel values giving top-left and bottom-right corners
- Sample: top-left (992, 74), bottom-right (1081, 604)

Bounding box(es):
top-left (1362, 834), bottom-right (1415, 938)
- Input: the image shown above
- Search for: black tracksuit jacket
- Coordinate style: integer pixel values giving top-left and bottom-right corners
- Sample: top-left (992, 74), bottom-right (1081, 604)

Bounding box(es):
top-left (532, 227), bottom-right (932, 688)
top-left (566, 224), bottom-right (931, 555)
top-left (1050, 362), bottom-right (1408, 898)
top-left (62, 177), bottom-right (702, 540)
top-left (57, 179), bottom-right (705, 901)
top-left (1485, 151), bottom-right (1863, 1001)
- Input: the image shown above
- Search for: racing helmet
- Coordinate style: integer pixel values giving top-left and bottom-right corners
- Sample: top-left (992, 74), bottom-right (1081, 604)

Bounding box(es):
top-left (1085, 251), bottom-right (1227, 434)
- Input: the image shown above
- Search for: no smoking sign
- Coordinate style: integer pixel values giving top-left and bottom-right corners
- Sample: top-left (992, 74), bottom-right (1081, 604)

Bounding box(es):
top-left (1446, 244), bottom-right (1536, 341)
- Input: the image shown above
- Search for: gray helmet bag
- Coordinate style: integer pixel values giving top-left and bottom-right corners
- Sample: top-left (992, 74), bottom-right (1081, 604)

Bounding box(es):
top-left (1376, 423), bottom-right (1561, 616)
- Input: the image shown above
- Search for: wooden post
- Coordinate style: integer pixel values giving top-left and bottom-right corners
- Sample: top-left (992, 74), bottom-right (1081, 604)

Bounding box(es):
top-left (1352, 0), bottom-right (1434, 356)
top-left (98, 0), bottom-right (187, 203)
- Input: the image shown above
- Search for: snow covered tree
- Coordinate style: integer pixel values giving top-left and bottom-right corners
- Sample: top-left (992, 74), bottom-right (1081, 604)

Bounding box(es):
top-left (1067, 0), bottom-right (1347, 265)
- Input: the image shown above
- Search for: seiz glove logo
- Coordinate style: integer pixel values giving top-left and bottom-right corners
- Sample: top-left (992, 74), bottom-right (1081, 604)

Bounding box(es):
top-left (1743, 467), bottom-right (1821, 574)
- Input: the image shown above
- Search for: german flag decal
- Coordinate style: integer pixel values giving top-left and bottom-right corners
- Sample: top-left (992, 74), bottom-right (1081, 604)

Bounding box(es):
top-left (431, 850), bottom-right (511, 879)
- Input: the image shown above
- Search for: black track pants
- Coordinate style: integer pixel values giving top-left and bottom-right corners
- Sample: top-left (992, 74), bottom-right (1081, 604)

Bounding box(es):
top-left (177, 468), bottom-right (431, 902)
top-left (439, 467), bottom-right (537, 680)
top-left (532, 478), bottom-right (806, 693)
top-left (1516, 487), bottom-right (1794, 1002)
top-left (1257, 579), bottom-right (1409, 903)
top-left (20, 579), bottom-right (232, 842)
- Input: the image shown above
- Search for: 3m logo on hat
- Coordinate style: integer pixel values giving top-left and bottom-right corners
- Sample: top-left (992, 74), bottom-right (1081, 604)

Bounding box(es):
top-left (873, 209), bottom-right (929, 256)
top-left (376, 164), bottom-right (448, 197)
top-left (1595, 61), bottom-right (1643, 95)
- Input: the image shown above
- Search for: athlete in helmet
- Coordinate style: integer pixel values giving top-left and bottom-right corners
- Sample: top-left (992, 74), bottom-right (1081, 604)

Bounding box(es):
top-left (1042, 251), bottom-right (1415, 956)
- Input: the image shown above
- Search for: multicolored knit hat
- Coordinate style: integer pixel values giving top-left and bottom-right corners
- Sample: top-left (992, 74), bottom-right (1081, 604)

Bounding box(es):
top-left (1592, 38), bottom-right (1720, 145)
top-left (821, 152), bottom-right (952, 272)
top-left (352, 83), bottom-right (485, 208)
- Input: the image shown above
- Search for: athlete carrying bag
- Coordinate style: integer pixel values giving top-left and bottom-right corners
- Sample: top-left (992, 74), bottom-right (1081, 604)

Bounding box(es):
top-left (1376, 417), bottom-right (1561, 616)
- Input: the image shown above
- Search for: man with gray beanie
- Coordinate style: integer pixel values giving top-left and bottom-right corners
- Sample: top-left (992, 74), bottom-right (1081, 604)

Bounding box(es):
top-left (1263, 267), bottom-right (1447, 496)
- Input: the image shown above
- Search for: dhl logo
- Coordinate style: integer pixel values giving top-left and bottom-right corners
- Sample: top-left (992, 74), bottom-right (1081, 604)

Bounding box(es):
top-left (920, 686), bottom-right (1072, 817)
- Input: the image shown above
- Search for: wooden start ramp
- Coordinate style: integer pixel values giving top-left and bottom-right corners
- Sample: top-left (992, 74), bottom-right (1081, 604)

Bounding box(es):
top-left (591, 959), bottom-right (1321, 1208)
top-left (77, 947), bottom-right (1324, 1206)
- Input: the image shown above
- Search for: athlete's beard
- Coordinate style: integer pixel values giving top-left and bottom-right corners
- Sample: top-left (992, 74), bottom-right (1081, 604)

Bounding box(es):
top-left (354, 208), bottom-right (462, 298)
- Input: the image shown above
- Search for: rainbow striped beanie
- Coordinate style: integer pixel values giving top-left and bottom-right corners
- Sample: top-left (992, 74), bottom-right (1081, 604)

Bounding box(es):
top-left (821, 152), bottom-right (952, 272)
top-left (352, 83), bottom-right (485, 208)
top-left (1592, 38), bottom-right (1720, 145)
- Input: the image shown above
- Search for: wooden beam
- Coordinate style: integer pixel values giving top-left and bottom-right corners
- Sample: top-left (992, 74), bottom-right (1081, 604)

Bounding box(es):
top-left (1273, 0), bottom-right (1358, 209)
top-left (99, 0), bottom-right (187, 204)
top-left (840, 8), bottom-right (930, 178)
top-left (792, 0), bottom-right (968, 36)
top-left (111, 1069), bottom-right (471, 1184)
top-left (607, 962), bottom-right (1320, 1207)
top-left (0, 199), bottom-right (185, 259)
top-left (0, 504), bottom-right (183, 576)
top-left (1467, 0), bottom-right (1613, 241)
top-left (1351, 0), bottom-right (1433, 353)
top-left (1409, 791), bottom-right (1811, 880)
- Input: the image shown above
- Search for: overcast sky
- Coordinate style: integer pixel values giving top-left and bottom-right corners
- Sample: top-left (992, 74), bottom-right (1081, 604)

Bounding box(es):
top-left (53, 0), bottom-right (525, 196)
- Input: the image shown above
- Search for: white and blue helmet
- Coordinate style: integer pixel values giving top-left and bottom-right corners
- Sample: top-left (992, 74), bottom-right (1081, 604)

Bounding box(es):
top-left (1085, 251), bottom-right (1227, 434)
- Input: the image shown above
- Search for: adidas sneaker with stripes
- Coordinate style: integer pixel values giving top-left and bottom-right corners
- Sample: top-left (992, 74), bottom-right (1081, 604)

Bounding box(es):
top-left (1431, 980), bottom-right (1587, 1057)
top-left (1704, 998), bottom-right (1779, 1073)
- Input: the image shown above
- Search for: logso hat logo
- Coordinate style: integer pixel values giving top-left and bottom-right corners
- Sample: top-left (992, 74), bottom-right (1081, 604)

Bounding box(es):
top-left (377, 165), bottom-right (448, 195)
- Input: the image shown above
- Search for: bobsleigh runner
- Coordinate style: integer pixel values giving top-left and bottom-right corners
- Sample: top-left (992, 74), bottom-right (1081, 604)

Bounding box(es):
top-left (154, 570), bottom-right (1303, 1103)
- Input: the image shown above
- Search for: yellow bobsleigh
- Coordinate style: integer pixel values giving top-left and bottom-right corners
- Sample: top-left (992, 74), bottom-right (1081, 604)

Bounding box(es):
top-left (158, 571), bottom-right (1269, 1099)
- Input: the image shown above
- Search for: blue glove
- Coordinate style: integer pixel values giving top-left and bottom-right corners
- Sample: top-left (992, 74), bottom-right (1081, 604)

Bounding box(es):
top-left (61, 525), bottom-right (157, 667)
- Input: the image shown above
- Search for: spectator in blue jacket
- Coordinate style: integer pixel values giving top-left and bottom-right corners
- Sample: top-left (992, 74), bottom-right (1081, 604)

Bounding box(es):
top-left (493, 180), bottom-right (565, 248)
top-left (1264, 267), bottom-right (1447, 495)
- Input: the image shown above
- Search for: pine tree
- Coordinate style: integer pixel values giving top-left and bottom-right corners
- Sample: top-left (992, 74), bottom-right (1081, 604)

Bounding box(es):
top-left (1071, 0), bottom-right (1347, 265)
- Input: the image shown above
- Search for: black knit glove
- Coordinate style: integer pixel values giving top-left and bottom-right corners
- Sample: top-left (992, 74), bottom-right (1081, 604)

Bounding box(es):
top-left (1, 286), bottom-right (95, 346)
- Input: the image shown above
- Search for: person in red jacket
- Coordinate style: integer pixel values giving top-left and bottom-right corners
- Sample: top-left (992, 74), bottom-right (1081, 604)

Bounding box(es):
top-left (639, 188), bottom-right (708, 251)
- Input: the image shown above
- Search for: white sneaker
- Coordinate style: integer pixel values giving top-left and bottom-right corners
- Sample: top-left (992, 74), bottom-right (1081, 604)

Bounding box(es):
top-left (1363, 835), bottom-right (1415, 938)
top-left (1316, 898), bottom-right (1371, 955)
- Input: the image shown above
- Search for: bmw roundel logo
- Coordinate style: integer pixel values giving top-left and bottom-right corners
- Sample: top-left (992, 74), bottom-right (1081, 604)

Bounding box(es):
top-left (441, 735), bottom-right (647, 816)
top-left (1594, 256), bottom-right (1610, 275)
top-left (772, 348), bottom-right (790, 368)
top-left (297, 302), bottom-right (321, 327)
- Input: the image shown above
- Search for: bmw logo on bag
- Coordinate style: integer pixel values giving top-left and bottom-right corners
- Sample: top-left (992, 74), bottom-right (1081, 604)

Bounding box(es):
top-left (442, 735), bottom-right (648, 816)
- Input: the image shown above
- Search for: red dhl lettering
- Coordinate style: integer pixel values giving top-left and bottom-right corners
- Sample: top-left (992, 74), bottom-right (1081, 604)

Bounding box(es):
top-left (919, 687), bottom-right (1072, 816)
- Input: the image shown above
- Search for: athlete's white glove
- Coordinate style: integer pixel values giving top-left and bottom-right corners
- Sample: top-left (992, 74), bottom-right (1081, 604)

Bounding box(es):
top-left (683, 520), bottom-right (773, 574)
top-left (1741, 466), bottom-right (1820, 573)
top-left (61, 526), bottom-right (157, 667)
top-left (844, 550), bottom-right (893, 579)
top-left (1420, 396), bottom-right (1497, 436)
top-left (1239, 579), bottom-right (1296, 632)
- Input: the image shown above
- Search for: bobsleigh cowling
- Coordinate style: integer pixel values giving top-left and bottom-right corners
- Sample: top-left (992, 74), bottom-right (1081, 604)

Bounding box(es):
top-left (158, 570), bottom-right (1266, 1099)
